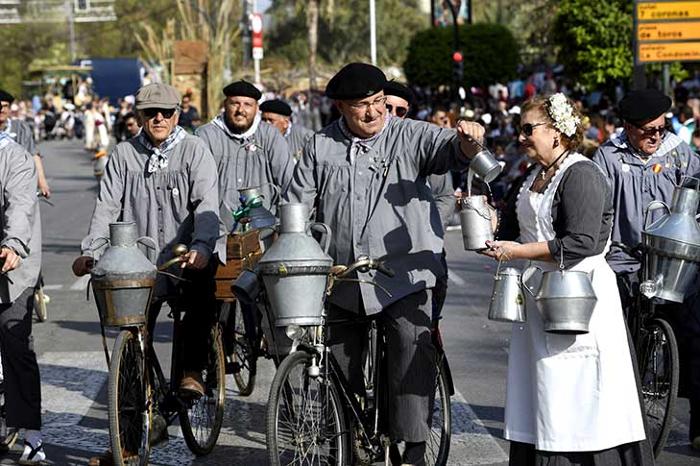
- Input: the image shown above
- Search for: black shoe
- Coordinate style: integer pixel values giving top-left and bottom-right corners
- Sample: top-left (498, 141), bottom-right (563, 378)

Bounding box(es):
top-left (403, 441), bottom-right (426, 466)
top-left (0, 426), bottom-right (18, 453)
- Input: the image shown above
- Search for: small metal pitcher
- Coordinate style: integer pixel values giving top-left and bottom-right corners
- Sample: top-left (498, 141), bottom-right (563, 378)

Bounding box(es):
top-left (488, 260), bottom-right (526, 323)
top-left (460, 195), bottom-right (494, 251)
top-left (469, 150), bottom-right (502, 183)
top-left (522, 251), bottom-right (597, 334)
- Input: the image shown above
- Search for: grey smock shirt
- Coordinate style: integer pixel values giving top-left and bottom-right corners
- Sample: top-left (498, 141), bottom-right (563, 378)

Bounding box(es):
top-left (593, 131), bottom-right (700, 274)
top-left (80, 130), bottom-right (220, 296)
top-left (285, 123), bottom-right (314, 162)
top-left (196, 114), bottom-right (295, 232)
top-left (287, 115), bottom-right (470, 314)
top-left (0, 135), bottom-right (39, 303)
top-left (4, 119), bottom-right (38, 156)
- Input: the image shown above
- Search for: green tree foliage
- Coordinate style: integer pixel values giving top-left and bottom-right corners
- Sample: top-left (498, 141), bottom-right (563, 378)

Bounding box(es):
top-left (403, 23), bottom-right (519, 87)
top-left (552, 0), bottom-right (633, 89)
top-left (266, 0), bottom-right (426, 68)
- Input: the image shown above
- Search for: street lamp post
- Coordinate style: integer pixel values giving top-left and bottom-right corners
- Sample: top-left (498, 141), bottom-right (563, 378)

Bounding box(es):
top-left (443, 1), bottom-right (462, 100)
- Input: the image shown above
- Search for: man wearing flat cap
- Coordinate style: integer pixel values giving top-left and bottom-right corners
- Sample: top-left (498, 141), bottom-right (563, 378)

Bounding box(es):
top-left (260, 99), bottom-right (314, 162)
top-left (593, 88), bottom-right (700, 446)
top-left (72, 83), bottom-right (221, 461)
top-left (196, 80), bottom-right (294, 231)
top-left (286, 62), bottom-right (490, 465)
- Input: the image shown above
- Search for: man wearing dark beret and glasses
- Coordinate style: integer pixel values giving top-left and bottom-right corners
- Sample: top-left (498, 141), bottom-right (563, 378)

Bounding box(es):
top-left (196, 80), bottom-right (294, 230)
top-left (260, 98), bottom-right (314, 162)
top-left (593, 88), bottom-right (700, 448)
top-left (286, 62), bottom-right (493, 465)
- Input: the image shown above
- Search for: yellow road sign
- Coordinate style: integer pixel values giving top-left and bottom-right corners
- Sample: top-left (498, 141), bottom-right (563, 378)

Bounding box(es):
top-left (638, 41), bottom-right (700, 62)
top-left (637, 1), bottom-right (700, 21)
top-left (638, 21), bottom-right (700, 41)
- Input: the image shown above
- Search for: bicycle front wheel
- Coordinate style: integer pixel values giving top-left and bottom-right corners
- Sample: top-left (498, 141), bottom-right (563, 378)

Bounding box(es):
top-left (426, 356), bottom-right (452, 466)
top-left (108, 329), bottom-right (150, 466)
top-left (266, 350), bottom-right (348, 466)
top-left (639, 318), bottom-right (679, 458)
top-left (179, 324), bottom-right (226, 456)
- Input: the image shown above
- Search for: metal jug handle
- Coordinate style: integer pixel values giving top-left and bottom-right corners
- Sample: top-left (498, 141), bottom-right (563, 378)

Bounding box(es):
top-left (643, 200), bottom-right (670, 230)
top-left (308, 222), bottom-right (333, 253)
top-left (681, 175), bottom-right (700, 190)
top-left (88, 237), bottom-right (109, 253)
top-left (521, 265), bottom-right (542, 297)
top-left (137, 236), bottom-right (158, 263)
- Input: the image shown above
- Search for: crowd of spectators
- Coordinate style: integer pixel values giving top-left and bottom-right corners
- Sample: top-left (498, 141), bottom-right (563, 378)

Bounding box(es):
top-left (9, 69), bottom-right (700, 207)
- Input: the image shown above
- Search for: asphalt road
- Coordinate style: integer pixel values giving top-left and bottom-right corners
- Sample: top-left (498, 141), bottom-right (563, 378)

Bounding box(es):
top-left (1, 139), bottom-right (698, 465)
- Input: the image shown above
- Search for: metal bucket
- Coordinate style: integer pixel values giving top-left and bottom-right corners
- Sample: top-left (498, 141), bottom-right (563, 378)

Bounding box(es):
top-left (488, 262), bottom-right (526, 323)
top-left (523, 262), bottom-right (597, 335)
top-left (469, 150), bottom-right (502, 183)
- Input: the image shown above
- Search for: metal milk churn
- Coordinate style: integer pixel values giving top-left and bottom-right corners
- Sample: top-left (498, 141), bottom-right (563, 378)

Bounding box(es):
top-left (258, 203), bottom-right (333, 327)
top-left (523, 253), bottom-right (597, 334)
top-left (488, 262), bottom-right (526, 323)
top-left (91, 222), bottom-right (157, 327)
top-left (460, 195), bottom-right (494, 251)
top-left (641, 177), bottom-right (700, 303)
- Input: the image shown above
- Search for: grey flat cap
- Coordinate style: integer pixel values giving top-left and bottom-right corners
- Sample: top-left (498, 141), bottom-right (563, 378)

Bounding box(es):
top-left (135, 83), bottom-right (181, 110)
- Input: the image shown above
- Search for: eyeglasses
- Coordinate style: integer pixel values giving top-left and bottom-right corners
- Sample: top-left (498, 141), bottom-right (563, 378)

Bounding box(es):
top-left (143, 108), bottom-right (177, 119)
top-left (386, 104), bottom-right (408, 118)
top-left (348, 96), bottom-right (387, 112)
top-left (635, 124), bottom-right (666, 138)
top-left (519, 122), bottom-right (547, 137)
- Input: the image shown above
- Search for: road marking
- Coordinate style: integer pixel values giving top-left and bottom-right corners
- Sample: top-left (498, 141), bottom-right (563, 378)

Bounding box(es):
top-left (42, 284), bottom-right (64, 291)
top-left (69, 275), bottom-right (91, 290)
top-left (449, 388), bottom-right (509, 465)
top-left (449, 272), bottom-right (467, 287)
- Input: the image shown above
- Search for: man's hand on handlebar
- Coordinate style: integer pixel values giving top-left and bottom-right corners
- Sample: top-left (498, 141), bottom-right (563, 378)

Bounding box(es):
top-left (181, 250), bottom-right (207, 270)
top-left (72, 255), bottom-right (94, 276)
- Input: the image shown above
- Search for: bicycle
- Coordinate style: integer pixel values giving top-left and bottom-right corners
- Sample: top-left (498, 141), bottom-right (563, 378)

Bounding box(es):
top-left (612, 241), bottom-right (679, 459)
top-left (265, 257), bottom-right (453, 465)
top-left (96, 248), bottom-right (226, 465)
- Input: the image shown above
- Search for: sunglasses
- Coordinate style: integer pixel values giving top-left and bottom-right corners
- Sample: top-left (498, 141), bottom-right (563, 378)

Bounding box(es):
top-left (635, 124), bottom-right (666, 138)
top-left (519, 122), bottom-right (547, 137)
top-left (386, 104), bottom-right (408, 118)
top-left (143, 108), bottom-right (177, 119)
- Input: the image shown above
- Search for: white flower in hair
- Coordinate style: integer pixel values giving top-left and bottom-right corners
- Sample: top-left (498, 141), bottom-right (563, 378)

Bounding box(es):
top-left (546, 93), bottom-right (580, 137)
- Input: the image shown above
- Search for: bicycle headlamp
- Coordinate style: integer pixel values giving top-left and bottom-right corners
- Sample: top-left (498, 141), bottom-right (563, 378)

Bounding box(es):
top-left (285, 324), bottom-right (305, 341)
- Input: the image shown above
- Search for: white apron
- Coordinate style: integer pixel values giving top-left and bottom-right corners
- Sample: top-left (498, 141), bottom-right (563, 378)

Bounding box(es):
top-left (503, 152), bottom-right (646, 452)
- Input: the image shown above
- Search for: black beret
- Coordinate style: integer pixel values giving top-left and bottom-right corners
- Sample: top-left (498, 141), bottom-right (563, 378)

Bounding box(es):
top-left (0, 89), bottom-right (14, 103)
top-left (259, 99), bottom-right (292, 117)
top-left (618, 89), bottom-right (671, 122)
top-left (383, 80), bottom-right (414, 105)
top-left (325, 63), bottom-right (387, 100)
top-left (223, 80), bottom-right (262, 100)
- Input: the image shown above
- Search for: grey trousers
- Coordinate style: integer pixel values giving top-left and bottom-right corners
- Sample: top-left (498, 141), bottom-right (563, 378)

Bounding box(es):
top-left (327, 289), bottom-right (437, 443)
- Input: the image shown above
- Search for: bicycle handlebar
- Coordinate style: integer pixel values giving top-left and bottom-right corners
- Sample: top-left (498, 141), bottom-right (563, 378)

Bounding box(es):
top-left (333, 256), bottom-right (395, 279)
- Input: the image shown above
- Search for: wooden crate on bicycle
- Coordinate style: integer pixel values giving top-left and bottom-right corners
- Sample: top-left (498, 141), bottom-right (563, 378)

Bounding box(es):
top-left (215, 230), bottom-right (262, 301)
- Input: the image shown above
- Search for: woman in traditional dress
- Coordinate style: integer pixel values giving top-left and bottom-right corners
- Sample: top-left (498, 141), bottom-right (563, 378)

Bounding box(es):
top-left (483, 94), bottom-right (654, 465)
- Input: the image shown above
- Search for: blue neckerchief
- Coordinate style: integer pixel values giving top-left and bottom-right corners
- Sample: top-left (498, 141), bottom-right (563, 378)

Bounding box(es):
top-left (136, 125), bottom-right (186, 173)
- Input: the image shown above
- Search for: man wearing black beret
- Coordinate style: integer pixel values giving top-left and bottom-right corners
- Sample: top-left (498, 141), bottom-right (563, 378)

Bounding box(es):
top-left (286, 62), bottom-right (494, 465)
top-left (196, 80), bottom-right (294, 230)
top-left (260, 99), bottom-right (314, 162)
top-left (593, 88), bottom-right (700, 447)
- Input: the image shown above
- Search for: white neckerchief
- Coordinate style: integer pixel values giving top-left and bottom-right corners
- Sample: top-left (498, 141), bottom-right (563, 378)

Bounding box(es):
top-left (136, 125), bottom-right (187, 173)
top-left (212, 112), bottom-right (261, 141)
top-left (0, 132), bottom-right (13, 149)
